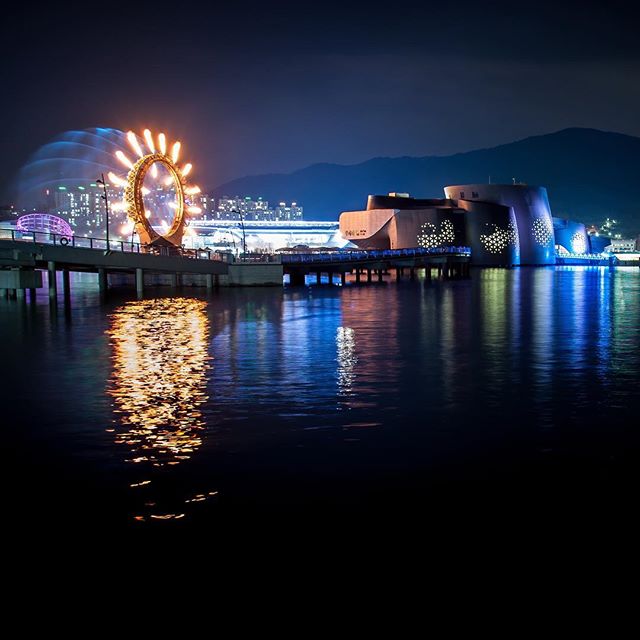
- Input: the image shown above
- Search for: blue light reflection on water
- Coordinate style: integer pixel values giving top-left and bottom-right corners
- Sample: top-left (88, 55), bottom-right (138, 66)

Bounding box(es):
top-left (1, 267), bottom-right (639, 528)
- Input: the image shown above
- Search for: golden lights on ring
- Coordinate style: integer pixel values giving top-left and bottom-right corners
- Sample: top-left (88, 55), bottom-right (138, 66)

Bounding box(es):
top-left (109, 129), bottom-right (202, 246)
top-left (417, 219), bottom-right (455, 249)
top-left (480, 221), bottom-right (519, 254)
top-left (126, 131), bottom-right (145, 158)
top-left (112, 129), bottom-right (199, 193)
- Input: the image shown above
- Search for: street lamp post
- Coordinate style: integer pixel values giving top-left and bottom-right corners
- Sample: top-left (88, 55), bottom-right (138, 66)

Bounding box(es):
top-left (226, 231), bottom-right (237, 256)
top-left (96, 173), bottom-right (110, 249)
top-left (232, 208), bottom-right (247, 258)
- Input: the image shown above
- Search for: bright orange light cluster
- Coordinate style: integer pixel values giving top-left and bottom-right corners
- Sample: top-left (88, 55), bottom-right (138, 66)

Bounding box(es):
top-left (110, 129), bottom-right (201, 247)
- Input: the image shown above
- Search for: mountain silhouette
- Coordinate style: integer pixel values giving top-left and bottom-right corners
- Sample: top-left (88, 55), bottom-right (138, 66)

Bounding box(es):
top-left (211, 128), bottom-right (640, 231)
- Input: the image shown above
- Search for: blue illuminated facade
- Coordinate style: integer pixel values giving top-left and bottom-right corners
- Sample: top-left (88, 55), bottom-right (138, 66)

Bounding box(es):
top-left (552, 217), bottom-right (590, 254)
top-left (444, 184), bottom-right (556, 265)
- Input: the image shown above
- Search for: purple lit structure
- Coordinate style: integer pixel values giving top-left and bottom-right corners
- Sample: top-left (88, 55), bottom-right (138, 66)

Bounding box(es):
top-left (16, 213), bottom-right (73, 238)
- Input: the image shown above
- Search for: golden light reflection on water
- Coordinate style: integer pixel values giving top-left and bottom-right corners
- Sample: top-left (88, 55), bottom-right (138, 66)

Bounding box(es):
top-left (107, 298), bottom-right (210, 469)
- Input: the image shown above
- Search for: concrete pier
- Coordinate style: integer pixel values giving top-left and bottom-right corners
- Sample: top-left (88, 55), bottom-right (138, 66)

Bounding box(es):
top-left (2, 236), bottom-right (470, 293)
top-left (281, 247), bottom-right (471, 287)
top-left (0, 269), bottom-right (42, 299)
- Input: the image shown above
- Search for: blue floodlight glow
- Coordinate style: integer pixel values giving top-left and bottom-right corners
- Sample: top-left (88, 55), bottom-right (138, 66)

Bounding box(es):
top-left (12, 128), bottom-right (129, 210)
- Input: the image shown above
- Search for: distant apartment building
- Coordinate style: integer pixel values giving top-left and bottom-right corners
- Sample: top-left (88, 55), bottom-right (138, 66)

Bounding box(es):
top-left (215, 196), bottom-right (268, 220)
top-left (274, 201), bottom-right (303, 221)
top-left (214, 196), bottom-right (303, 221)
top-left (215, 195), bottom-right (244, 219)
top-left (48, 183), bottom-right (113, 234)
top-left (191, 193), bottom-right (214, 218)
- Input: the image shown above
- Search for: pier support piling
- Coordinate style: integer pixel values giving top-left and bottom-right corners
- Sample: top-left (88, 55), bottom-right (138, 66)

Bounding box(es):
top-left (98, 268), bottom-right (108, 296)
top-left (62, 270), bottom-right (71, 300)
top-left (136, 268), bottom-right (144, 296)
top-left (47, 261), bottom-right (57, 300)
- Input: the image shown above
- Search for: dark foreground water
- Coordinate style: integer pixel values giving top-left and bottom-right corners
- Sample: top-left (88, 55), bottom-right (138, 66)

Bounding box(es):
top-left (2, 267), bottom-right (640, 535)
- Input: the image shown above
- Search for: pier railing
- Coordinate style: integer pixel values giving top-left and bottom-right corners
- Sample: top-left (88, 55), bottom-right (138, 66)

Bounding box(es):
top-left (0, 228), bottom-right (226, 261)
top-left (555, 251), bottom-right (608, 260)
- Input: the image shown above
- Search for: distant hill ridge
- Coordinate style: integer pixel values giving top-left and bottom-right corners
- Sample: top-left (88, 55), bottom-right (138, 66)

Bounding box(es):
top-left (211, 128), bottom-right (640, 231)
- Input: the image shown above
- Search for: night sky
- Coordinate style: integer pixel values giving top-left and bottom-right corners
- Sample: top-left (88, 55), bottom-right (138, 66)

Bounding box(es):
top-left (1, 1), bottom-right (639, 197)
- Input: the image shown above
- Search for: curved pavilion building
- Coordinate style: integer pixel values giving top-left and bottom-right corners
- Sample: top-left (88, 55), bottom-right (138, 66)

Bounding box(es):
top-left (340, 194), bottom-right (466, 251)
top-left (339, 184), bottom-right (560, 266)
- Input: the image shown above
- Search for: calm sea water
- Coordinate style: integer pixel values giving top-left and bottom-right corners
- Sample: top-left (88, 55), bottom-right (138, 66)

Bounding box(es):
top-left (2, 267), bottom-right (639, 533)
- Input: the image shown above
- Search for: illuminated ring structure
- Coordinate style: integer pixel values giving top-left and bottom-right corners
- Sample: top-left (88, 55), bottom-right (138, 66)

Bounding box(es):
top-left (125, 152), bottom-right (186, 247)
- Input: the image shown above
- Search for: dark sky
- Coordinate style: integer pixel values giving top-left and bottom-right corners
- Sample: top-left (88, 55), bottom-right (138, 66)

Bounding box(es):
top-left (2, 0), bottom-right (639, 197)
